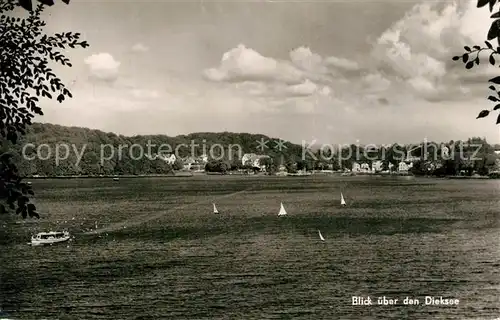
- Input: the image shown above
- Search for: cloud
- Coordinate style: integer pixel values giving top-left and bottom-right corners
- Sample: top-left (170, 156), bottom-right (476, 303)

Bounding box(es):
top-left (361, 73), bottom-right (392, 93)
top-left (285, 79), bottom-right (318, 97)
top-left (204, 44), bottom-right (363, 104)
top-left (204, 1), bottom-right (496, 118)
top-left (289, 47), bottom-right (328, 74)
top-left (203, 44), bottom-right (304, 84)
top-left (43, 0), bottom-right (500, 145)
top-left (131, 43), bottom-right (149, 53)
top-left (369, 0), bottom-right (494, 101)
top-left (324, 56), bottom-right (360, 71)
top-left (84, 53), bottom-right (121, 83)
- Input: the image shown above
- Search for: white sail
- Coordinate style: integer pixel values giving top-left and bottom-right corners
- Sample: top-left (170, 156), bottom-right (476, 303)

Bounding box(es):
top-left (213, 203), bottom-right (219, 214)
top-left (278, 202), bottom-right (287, 216)
top-left (318, 230), bottom-right (325, 241)
top-left (340, 192), bottom-right (346, 206)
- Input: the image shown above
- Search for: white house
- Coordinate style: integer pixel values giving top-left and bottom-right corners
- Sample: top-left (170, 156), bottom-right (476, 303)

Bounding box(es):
top-left (352, 162), bottom-right (361, 172)
top-left (182, 156), bottom-right (196, 170)
top-left (398, 161), bottom-right (409, 172)
top-left (372, 160), bottom-right (383, 172)
top-left (242, 153), bottom-right (269, 169)
top-left (360, 163), bottom-right (370, 172)
top-left (242, 153), bottom-right (257, 166)
top-left (198, 154), bottom-right (208, 163)
top-left (158, 154), bottom-right (176, 164)
top-left (406, 155), bottom-right (421, 162)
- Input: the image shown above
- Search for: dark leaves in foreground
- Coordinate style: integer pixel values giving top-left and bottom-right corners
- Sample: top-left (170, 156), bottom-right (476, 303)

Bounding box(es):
top-left (0, 0), bottom-right (88, 218)
top-left (477, 110), bottom-right (490, 119)
top-left (17, 0), bottom-right (70, 12)
top-left (452, 0), bottom-right (500, 124)
top-left (0, 152), bottom-right (38, 218)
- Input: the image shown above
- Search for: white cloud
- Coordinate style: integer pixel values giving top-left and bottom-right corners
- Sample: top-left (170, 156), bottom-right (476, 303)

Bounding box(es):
top-left (407, 76), bottom-right (439, 97)
top-left (361, 73), bottom-right (392, 93)
top-left (204, 0), bottom-right (497, 121)
top-left (84, 53), bottom-right (121, 82)
top-left (285, 79), bottom-right (318, 97)
top-left (131, 43), bottom-right (149, 53)
top-left (370, 0), bottom-right (494, 101)
top-left (204, 44), bottom-right (304, 84)
top-left (289, 47), bottom-right (327, 74)
top-left (319, 86), bottom-right (332, 96)
top-left (324, 56), bottom-right (359, 71)
top-left (204, 44), bottom-right (359, 104)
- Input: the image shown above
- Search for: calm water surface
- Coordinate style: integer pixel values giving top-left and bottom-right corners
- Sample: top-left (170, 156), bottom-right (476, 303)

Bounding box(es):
top-left (1, 176), bottom-right (499, 319)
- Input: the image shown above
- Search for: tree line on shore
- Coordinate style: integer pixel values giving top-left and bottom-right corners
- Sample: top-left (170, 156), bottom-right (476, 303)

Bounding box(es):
top-left (3, 123), bottom-right (499, 177)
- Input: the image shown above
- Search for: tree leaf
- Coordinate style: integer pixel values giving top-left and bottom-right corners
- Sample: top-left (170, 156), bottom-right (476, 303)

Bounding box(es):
top-left (18, 0), bottom-right (33, 11)
top-left (487, 20), bottom-right (499, 40)
top-left (473, 45), bottom-right (481, 50)
top-left (497, 113), bottom-right (500, 124)
top-left (491, 11), bottom-right (500, 18)
top-left (27, 203), bottom-right (36, 212)
top-left (478, 0), bottom-right (490, 8)
top-left (452, 56), bottom-right (460, 61)
top-left (464, 46), bottom-right (471, 52)
top-left (490, 55), bottom-right (496, 65)
top-left (465, 61), bottom-right (474, 69)
top-left (486, 40), bottom-right (494, 49)
top-left (490, 0), bottom-right (496, 12)
top-left (489, 76), bottom-right (500, 84)
top-left (494, 104), bottom-right (500, 110)
top-left (463, 53), bottom-right (469, 63)
top-left (477, 110), bottom-right (490, 119)
top-left (489, 85), bottom-right (496, 90)
top-left (488, 95), bottom-right (499, 102)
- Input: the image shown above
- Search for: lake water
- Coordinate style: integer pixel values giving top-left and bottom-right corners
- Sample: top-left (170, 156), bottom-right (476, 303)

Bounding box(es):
top-left (1, 176), bottom-right (499, 319)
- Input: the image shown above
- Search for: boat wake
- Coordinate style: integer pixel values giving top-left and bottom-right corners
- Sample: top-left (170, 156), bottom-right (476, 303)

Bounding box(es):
top-left (85, 187), bottom-right (254, 235)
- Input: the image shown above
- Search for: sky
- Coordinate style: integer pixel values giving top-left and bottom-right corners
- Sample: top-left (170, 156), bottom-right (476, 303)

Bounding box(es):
top-left (17, 0), bottom-right (500, 145)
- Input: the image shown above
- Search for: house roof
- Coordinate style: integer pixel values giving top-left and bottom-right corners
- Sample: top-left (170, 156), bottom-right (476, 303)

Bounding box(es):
top-left (243, 153), bottom-right (268, 162)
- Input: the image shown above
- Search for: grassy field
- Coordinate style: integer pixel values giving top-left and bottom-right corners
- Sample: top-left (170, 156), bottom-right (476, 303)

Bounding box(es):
top-left (1, 175), bottom-right (499, 319)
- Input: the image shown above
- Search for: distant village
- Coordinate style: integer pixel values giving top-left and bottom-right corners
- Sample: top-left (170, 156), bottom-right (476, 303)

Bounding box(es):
top-left (17, 123), bottom-right (500, 178)
top-left (149, 147), bottom-right (500, 177)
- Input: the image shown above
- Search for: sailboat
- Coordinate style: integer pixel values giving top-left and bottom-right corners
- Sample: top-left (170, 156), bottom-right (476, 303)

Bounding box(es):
top-left (213, 203), bottom-right (219, 214)
top-left (318, 230), bottom-right (325, 241)
top-left (278, 202), bottom-right (287, 216)
top-left (340, 192), bottom-right (346, 206)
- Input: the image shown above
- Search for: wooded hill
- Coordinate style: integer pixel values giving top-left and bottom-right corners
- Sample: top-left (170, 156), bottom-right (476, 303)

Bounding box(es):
top-left (1, 123), bottom-right (498, 176)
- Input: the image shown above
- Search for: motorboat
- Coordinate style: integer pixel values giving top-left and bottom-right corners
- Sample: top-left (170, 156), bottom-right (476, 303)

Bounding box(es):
top-left (31, 231), bottom-right (70, 246)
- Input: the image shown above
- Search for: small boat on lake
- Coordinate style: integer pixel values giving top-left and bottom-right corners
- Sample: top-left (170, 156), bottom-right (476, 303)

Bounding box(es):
top-left (340, 192), bottom-right (346, 206)
top-left (318, 230), bottom-right (325, 241)
top-left (278, 202), bottom-right (287, 216)
top-left (213, 203), bottom-right (219, 214)
top-left (113, 177), bottom-right (119, 181)
top-left (30, 231), bottom-right (70, 246)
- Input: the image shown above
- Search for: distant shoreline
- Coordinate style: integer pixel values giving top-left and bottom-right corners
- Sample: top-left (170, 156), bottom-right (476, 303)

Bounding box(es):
top-left (24, 172), bottom-right (195, 179)
top-left (22, 172), bottom-right (497, 180)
